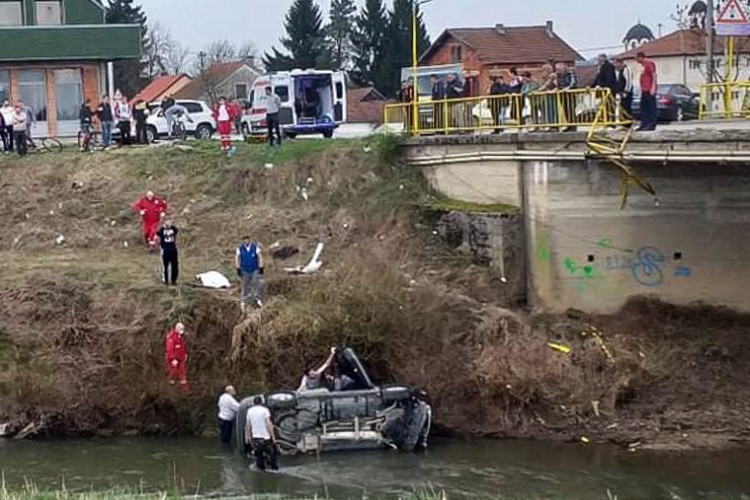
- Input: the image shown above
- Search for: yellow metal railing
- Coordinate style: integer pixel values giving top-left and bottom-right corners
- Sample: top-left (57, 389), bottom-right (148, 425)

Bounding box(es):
top-left (699, 81), bottom-right (750, 120)
top-left (383, 88), bottom-right (631, 135)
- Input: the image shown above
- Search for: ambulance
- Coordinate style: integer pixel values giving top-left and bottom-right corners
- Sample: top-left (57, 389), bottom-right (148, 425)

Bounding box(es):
top-left (241, 69), bottom-right (347, 139)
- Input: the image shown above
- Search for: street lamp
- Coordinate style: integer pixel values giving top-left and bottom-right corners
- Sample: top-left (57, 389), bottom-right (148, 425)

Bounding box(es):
top-left (412, 0), bottom-right (433, 135)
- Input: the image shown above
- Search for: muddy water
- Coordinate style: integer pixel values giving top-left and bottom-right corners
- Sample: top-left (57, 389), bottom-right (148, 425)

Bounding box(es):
top-left (1, 437), bottom-right (749, 499)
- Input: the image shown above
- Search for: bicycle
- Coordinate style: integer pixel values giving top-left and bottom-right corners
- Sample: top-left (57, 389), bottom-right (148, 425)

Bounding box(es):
top-left (171, 112), bottom-right (192, 141)
top-left (77, 125), bottom-right (99, 152)
top-left (26, 135), bottom-right (63, 154)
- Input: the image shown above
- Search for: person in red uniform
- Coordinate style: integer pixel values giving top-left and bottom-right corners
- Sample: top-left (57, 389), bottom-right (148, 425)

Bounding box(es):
top-left (165, 322), bottom-right (189, 390)
top-left (212, 97), bottom-right (237, 156)
top-left (132, 190), bottom-right (168, 252)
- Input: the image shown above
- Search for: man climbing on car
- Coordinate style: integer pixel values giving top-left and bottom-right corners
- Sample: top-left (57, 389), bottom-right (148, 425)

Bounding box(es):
top-left (297, 347), bottom-right (337, 392)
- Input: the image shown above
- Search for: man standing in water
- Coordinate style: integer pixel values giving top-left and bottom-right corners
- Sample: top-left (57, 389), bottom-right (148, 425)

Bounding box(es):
top-left (218, 385), bottom-right (240, 446)
top-left (165, 322), bottom-right (189, 391)
top-left (246, 395), bottom-right (278, 472)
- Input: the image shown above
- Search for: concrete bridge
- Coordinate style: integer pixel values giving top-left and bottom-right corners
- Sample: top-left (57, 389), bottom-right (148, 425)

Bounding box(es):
top-left (402, 125), bottom-right (750, 314)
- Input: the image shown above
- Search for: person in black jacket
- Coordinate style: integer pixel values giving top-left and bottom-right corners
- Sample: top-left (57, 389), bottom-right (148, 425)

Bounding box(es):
top-left (594, 54), bottom-right (618, 121)
top-left (97, 95), bottom-right (114, 148)
top-left (430, 74), bottom-right (446, 132)
top-left (489, 76), bottom-right (511, 132)
top-left (79, 100), bottom-right (94, 152)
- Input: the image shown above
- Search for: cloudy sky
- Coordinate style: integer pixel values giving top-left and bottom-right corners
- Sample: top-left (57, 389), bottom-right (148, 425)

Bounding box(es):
top-left (138, 0), bottom-right (679, 60)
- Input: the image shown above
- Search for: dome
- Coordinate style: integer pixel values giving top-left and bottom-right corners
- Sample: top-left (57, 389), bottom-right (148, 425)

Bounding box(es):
top-left (688, 0), bottom-right (707, 15)
top-left (623, 23), bottom-right (655, 44)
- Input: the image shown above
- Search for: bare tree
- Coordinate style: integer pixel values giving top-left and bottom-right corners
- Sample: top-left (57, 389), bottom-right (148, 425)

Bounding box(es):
top-left (205, 39), bottom-right (237, 64)
top-left (164, 41), bottom-right (191, 75)
top-left (237, 41), bottom-right (258, 62)
top-left (144, 21), bottom-right (175, 77)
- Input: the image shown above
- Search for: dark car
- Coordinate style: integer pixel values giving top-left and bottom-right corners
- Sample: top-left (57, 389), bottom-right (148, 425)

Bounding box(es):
top-left (632, 84), bottom-right (700, 123)
top-left (234, 347), bottom-right (432, 455)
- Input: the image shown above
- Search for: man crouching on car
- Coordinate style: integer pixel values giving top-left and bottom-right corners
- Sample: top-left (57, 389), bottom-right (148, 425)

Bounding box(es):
top-left (246, 396), bottom-right (279, 472)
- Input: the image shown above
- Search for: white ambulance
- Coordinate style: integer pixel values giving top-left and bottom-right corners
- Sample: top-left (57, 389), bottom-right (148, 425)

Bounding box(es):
top-left (241, 69), bottom-right (347, 139)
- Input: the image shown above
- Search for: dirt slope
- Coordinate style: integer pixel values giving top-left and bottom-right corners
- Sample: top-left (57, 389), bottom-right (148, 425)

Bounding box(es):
top-left (0, 139), bottom-right (748, 450)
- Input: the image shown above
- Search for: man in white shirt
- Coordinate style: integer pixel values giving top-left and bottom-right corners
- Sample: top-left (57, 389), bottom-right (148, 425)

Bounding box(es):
top-left (265, 87), bottom-right (282, 147)
top-left (245, 395), bottom-right (278, 472)
top-left (217, 385), bottom-right (240, 446)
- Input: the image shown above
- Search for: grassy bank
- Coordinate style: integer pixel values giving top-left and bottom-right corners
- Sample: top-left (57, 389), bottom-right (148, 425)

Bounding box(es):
top-left (0, 137), bottom-right (748, 450)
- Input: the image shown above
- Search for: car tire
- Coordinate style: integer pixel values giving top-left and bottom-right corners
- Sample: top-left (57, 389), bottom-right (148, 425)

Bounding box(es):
top-left (322, 130), bottom-right (334, 139)
top-left (381, 385), bottom-right (412, 404)
top-left (195, 124), bottom-right (213, 140)
top-left (146, 126), bottom-right (158, 144)
top-left (675, 107), bottom-right (684, 122)
top-left (284, 132), bottom-right (297, 139)
top-left (265, 391), bottom-right (297, 410)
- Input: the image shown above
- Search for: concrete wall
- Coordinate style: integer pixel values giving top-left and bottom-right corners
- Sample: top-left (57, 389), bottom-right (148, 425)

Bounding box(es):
top-left (526, 160), bottom-right (750, 313)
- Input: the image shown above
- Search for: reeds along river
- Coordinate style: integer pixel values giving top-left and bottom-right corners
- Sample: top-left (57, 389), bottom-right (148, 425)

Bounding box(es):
top-left (1, 436), bottom-right (749, 499)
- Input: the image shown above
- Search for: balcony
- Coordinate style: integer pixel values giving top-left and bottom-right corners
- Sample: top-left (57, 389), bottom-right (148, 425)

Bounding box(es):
top-left (0, 24), bottom-right (141, 62)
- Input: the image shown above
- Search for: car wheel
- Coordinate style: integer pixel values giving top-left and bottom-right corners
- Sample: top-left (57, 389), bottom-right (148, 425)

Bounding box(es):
top-left (381, 385), bottom-right (412, 403)
top-left (146, 126), bottom-right (157, 144)
top-left (284, 132), bottom-right (297, 139)
top-left (195, 124), bottom-right (213, 140)
top-left (265, 391), bottom-right (297, 410)
top-left (322, 130), bottom-right (334, 139)
top-left (675, 107), bottom-right (685, 122)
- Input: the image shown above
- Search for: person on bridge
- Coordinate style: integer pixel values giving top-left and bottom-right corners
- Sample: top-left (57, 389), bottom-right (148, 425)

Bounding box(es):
top-left (637, 52), bottom-right (658, 131)
top-left (245, 395), bottom-right (278, 472)
top-left (165, 322), bottom-right (189, 391)
top-left (431, 74), bottom-right (446, 132)
top-left (593, 54), bottom-right (617, 121)
top-left (218, 385), bottom-right (240, 446)
top-left (614, 57), bottom-right (634, 119)
top-left (132, 191), bottom-right (168, 252)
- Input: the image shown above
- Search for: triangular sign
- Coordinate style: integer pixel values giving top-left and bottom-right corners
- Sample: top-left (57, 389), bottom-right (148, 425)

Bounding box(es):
top-left (717, 0), bottom-right (749, 24)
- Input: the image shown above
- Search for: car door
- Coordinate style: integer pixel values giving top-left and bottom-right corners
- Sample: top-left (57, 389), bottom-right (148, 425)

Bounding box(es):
top-left (179, 101), bottom-right (204, 132)
top-left (672, 85), bottom-right (695, 118)
top-left (332, 72), bottom-right (347, 123)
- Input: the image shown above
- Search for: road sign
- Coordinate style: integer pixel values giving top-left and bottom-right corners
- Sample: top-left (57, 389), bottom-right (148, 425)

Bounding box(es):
top-left (716, 0), bottom-right (750, 35)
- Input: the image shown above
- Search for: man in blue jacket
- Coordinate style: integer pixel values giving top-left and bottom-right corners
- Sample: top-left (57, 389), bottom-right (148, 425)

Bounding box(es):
top-left (235, 236), bottom-right (264, 313)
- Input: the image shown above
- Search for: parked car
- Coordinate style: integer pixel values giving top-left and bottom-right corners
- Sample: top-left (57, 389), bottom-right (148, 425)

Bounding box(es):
top-left (632, 84), bottom-right (700, 123)
top-left (145, 100), bottom-right (216, 142)
top-left (233, 347), bottom-right (432, 455)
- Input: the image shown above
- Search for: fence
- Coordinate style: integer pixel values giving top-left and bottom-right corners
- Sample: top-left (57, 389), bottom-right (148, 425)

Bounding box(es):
top-left (383, 88), bottom-right (630, 135)
top-left (699, 81), bottom-right (750, 120)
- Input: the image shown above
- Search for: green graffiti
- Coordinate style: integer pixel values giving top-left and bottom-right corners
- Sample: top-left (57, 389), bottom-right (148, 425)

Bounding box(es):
top-left (538, 244), bottom-right (550, 262)
top-left (597, 238), bottom-right (613, 249)
top-left (564, 258), bottom-right (596, 280)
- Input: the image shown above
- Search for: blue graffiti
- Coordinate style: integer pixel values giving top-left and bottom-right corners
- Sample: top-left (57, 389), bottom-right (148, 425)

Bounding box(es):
top-left (674, 266), bottom-right (692, 278)
top-left (630, 247), bottom-right (665, 287)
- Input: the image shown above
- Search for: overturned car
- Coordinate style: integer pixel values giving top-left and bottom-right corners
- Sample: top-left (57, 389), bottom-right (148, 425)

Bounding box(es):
top-left (234, 348), bottom-right (431, 455)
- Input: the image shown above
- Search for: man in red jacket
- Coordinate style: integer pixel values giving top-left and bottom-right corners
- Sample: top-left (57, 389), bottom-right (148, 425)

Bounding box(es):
top-left (165, 322), bottom-right (189, 390)
top-left (132, 190), bottom-right (168, 252)
top-left (636, 51), bottom-right (658, 132)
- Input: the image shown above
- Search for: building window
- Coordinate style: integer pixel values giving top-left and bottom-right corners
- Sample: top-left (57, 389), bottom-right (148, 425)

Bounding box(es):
top-left (18, 70), bottom-right (47, 123)
top-left (54, 69), bottom-right (82, 123)
top-left (450, 45), bottom-right (463, 63)
top-left (0, 71), bottom-right (9, 104)
top-left (35, 0), bottom-right (61, 25)
top-left (0, 1), bottom-right (23, 26)
top-left (235, 84), bottom-right (248, 100)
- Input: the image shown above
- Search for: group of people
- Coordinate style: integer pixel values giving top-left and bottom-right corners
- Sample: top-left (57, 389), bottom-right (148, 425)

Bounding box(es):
top-left (78, 90), bottom-right (144, 149)
top-left (401, 51), bottom-right (659, 133)
top-left (0, 99), bottom-right (35, 156)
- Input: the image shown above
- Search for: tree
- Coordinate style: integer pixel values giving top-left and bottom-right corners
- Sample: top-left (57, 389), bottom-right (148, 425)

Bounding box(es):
top-left (326, 0), bottom-right (357, 70)
top-left (105, 0), bottom-right (148, 97)
top-left (163, 41), bottom-right (191, 75)
top-left (350, 0), bottom-right (387, 85)
top-left (263, 0), bottom-right (328, 71)
top-left (205, 39), bottom-right (237, 65)
top-left (378, 0), bottom-right (431, 97)
top-left (143, 21), bottom-right (178, 78)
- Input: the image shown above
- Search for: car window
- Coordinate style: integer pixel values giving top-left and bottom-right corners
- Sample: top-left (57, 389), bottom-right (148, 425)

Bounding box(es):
top-left (247, 90), bottom-right (255, 108)
top-left (274, 86), bottom-right (289, 103)
top-left (181, 102), bottom-right (203, 114)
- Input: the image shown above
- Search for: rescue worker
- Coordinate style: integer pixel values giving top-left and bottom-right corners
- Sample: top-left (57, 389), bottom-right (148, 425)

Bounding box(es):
top-left (218, 385), bottom-right (240, 446)
top-left (297, 347), bottom-right (337, 392)
top-left (132, 191), bottom-right (168, 252)
top-left (235, 236), bottom-right (264, 313)
top-left (156, 219), bottom-right (179, 285)
top-left (164, 322), bottom-right (189, 390)
top-left (245, 395), bottom-right (278, 472)
top-left (213, 96), bottom-right (236, 156)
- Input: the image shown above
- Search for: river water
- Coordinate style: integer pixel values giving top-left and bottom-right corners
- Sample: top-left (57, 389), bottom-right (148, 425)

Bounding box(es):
top-left (1, 437), bottom-right (749, 499)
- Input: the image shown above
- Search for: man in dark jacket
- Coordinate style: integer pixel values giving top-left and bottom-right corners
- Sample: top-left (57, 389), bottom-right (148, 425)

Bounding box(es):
top-left (594, 54), bottom-right (618, 121)
top-left (97, 95), bottom-right (114, 148)
top-left (489, 76), bottom-right (511, 131)
top-left (133, 99), bottom-right (150, 144)
top-left (431, 74), bottom-right (446, 132)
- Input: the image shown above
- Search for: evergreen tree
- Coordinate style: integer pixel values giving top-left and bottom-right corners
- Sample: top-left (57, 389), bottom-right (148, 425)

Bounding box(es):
top-left (105, 0), bottom-right (148, 97)
top-left (263, 0), bottom-right (327, 71)
top-left (380, 0), bottom-right (431, 97)
top-left (326, 0), bottom-right (357, 70)
top-left (350, 0), bottom-right (387, 86)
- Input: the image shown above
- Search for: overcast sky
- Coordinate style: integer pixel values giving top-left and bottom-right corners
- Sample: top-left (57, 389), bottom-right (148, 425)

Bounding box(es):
top-left (138, 0), bottom-right (680, 61)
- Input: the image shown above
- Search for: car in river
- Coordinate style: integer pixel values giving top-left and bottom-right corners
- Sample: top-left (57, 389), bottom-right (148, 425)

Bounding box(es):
top-left (234, 347), bottom-right (431, 455)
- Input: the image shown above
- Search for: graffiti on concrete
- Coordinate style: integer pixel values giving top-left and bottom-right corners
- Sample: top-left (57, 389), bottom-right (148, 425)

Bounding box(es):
top-left (674, 266), bottom-right (692, 278)
top-left (564, 257), bottom-right (596, 279)
top-left (630, 247), bottom-right (665, 288)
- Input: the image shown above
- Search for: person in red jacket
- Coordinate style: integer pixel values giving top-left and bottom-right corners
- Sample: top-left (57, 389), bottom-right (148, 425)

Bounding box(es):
top-left (132, 190), bottom-right (168, 252)
top-left (165, 322), bottom-right (189, 390)
top-left (212, 96), bottom-right (237, 157)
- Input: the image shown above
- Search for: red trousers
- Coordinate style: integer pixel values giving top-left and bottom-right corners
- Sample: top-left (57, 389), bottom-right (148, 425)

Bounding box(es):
top-left (143, 221), bottom-right (158, 247)
top-left (167, 360), bottom-right (188, 387)
top-left (218, 121), bottom-right (232, 150)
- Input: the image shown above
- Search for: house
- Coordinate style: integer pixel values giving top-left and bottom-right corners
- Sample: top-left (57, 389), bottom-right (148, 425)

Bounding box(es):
top-left (420, 22), bottom-right (583, 94)
top-left (0, 0), bottom-right (141, 137)
top-left (131, 74), bottom-right (192, 105)
top-left (341, 86), bottom-right (393, 137)
top-left (175, 60), bottom-right (261, 104)
top-left (618, 28), bottom-right (750, 91)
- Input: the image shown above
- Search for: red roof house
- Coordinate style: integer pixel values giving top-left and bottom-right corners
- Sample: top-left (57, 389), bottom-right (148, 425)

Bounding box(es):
top-left (131, 74), bottom-right (192, 104)
top-left (347, 87), bottom-right (393, 125)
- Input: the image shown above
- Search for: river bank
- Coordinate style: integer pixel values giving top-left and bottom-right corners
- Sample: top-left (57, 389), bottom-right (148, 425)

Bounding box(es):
top-left (0, 139), bottom-right (748, 452)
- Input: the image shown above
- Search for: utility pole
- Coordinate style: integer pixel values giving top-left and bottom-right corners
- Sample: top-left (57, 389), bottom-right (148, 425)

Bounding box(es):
top-left (706, 0), bottom-right (715, 84)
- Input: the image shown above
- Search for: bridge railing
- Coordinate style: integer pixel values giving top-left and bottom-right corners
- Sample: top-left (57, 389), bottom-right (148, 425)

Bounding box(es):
top-left (383, 88), bottom-right (630, 135)
top-left (699, 81), bottom-right (750, 120)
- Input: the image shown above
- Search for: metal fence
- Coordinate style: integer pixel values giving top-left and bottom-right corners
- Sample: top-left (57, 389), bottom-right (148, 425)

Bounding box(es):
top-left (383, 88), bottom-right (630, 135)
top-left (699, 81), bottom-right (750, 120)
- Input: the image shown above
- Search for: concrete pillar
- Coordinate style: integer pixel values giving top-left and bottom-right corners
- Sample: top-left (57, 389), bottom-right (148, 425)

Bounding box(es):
top-left (46, 69), bottom-right (56, 137)
top-left (107, 61), bottom-right (114, 99)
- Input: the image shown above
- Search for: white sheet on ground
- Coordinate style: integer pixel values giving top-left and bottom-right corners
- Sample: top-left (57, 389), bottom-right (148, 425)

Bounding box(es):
top-left (196, 271), bottom-right (231, 288)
